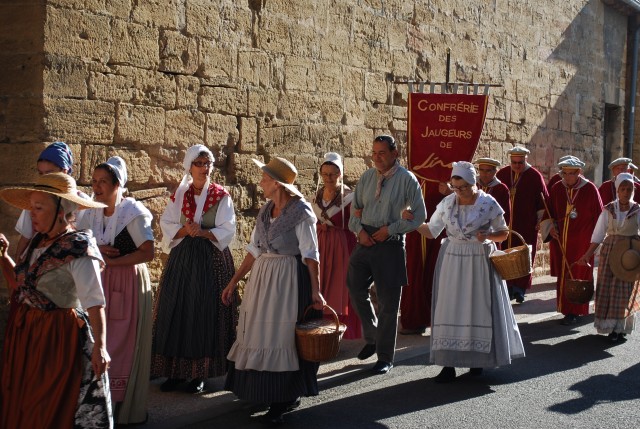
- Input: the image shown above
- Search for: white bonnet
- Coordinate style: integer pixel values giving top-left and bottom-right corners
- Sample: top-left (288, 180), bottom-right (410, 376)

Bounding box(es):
top-left (615, 173), bottom-right (635, 191)
top-left (322, 152), bottom-right (343, 173)
top-left (451, 161), bottom-right (476, 185)
top-left (183, 144), bottom-right (215, 172)
top-left (105, 156), bottom-right (127, 187)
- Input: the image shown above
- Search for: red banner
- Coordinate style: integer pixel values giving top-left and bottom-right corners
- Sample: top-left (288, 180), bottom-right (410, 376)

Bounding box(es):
top-left (408, 93), bottom-right (488, 183)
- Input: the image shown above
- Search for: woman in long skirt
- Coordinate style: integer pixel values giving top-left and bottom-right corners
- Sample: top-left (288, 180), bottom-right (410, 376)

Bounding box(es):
top-left (577, 173), bottom-right (640, 342)
top-left (310, 152), bottom-right (361, 339)
top-left (0, 173), bottom-right (112, 428)
top-left (411, 162), bottom-right (525, 383)
top-left (222, 157), bottom-right (325, 424)
top-left (152, 144), bottom-right (237, 394)
top-left (78, 156), bottom-right (154, 423)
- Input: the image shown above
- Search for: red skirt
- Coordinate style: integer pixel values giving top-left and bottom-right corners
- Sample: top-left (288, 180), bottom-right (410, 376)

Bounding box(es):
top-left (1, 304), bottom-right (83, 428)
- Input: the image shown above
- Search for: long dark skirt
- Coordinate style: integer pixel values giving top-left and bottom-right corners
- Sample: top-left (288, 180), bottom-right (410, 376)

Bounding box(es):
top-left (1, 305), bottom-right (112, 429)
top-left (224, 256), bottom-right (321, 403)
top-left (151, 236), bottom-right (237, 379)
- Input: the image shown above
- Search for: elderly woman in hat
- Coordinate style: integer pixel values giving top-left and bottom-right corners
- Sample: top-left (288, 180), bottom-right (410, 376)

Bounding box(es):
top-left (0, 172), bottom-right (112, 428)
top-left (77, 156), bottom-right (154, 423)
top-left (577, 173), bottom-right (640, 342)
top-left (222, 157), bottom-right (325, 424)
top-left (545, 157), bottom-right (603, 325)
top-left (152, 144), bottom-right (237, 394)
top-left (407, 161), bottom-right (524, 383)
top-left (310, 152), bottom-right (361, 339)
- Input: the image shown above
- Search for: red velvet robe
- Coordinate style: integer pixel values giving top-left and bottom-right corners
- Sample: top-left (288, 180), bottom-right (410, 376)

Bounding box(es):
top-left (496, 165), bottom-right (549, 290)
top-left (546, 179), bottom-right (603, 315)
top-left (598, 179), bottom-right (640, 205)
top-left (401, 181), bottom-right (445, 330)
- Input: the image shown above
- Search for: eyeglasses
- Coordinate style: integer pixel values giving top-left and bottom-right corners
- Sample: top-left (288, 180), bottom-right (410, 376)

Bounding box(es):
top-left (449, 184), bottom-right (471, 191)
top-left (192, 161), bottom-right (212, 168)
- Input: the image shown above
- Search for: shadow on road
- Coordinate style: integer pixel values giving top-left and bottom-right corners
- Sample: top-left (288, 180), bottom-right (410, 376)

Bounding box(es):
top-left (548, 361), bottom-right (640, 415)
top-left (488, 316), bottom-right (615, 386)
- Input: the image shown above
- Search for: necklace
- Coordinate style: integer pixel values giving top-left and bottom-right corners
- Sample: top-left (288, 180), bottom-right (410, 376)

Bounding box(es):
top-left (192, 184), bottom-right (204, 191)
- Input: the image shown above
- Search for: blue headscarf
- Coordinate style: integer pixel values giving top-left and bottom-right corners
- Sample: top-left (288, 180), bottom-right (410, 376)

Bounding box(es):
top-left (38, 142), bottom-right (74, 175)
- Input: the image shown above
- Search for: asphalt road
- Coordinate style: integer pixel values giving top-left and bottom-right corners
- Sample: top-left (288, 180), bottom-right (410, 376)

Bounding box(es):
top-left (141, 278), bottom-right (639, 429)
top-left (182, 315), bottom-right (640, 429)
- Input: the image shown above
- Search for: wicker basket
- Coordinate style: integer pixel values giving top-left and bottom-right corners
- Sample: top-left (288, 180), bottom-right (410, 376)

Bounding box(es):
top-left (489, 230), bottom-right (532, 281)
top-left (295, 304), bottom-right (347, 363)
top-left (565, 279), bottom-right (594, 304)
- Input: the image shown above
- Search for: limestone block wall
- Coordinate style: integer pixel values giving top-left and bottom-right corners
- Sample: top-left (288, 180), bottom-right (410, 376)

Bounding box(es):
top-left (0, 1), bottom-right (634, 320)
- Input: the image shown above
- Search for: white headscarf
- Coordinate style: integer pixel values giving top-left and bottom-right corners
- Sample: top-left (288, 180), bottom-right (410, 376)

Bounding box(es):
top-left (613, 173), bottom-right (636, 227)
top-left (451, 161), bottom-right (477, 185)
top-left (83, 156), bottom-right (152, 246)
top-left (160, 144), bottom-right (215, 252)
top-left (105, 156), bottom-right (128, 206)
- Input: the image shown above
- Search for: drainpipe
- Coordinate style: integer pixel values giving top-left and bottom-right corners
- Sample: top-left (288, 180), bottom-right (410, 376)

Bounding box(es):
top-left (628, 23), bottom-right (640, 158)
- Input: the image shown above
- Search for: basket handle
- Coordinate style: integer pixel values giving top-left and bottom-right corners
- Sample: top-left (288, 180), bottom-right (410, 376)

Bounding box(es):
top-left (506, 229), bottom-right (527, 246)
top-left (302, 304), bottom-right (340, 333)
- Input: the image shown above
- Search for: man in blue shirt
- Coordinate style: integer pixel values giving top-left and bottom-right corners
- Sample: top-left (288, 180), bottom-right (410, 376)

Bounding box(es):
top-left (347, 135), bottom-right (427, 374)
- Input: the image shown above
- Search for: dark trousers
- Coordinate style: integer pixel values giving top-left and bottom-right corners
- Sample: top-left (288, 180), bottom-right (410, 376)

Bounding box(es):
top-left (346, 241), bottom-right (407, 363)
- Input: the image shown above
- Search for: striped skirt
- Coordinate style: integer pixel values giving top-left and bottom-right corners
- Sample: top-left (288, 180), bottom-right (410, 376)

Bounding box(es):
top-left (594, 234), bottom-right (640, 334)
top-left (225, 254), bottom-right (321, 403)
top-left (151, 236), bottom-right (237, 379)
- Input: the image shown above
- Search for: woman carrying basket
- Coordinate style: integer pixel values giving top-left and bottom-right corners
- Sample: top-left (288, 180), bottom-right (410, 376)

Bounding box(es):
top-left (222, 157), bottom-right (325, 424)
top-left (576, 173), bottom-right (640, 342)
top-left (545, 158), bottom-right (603, 325)
top-left (405, 162), bottom-right (524, 383)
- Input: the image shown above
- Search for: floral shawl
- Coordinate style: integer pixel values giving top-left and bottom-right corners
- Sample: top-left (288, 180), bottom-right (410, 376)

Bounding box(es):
top-left (14, 230), bottom-right (102, 311)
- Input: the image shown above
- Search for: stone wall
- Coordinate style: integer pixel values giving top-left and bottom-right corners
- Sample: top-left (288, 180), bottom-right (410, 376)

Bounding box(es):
top-left (0, 0), bottom-right (636, 345)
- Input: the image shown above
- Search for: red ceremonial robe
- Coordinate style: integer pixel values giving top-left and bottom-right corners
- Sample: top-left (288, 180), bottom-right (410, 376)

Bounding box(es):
top-left (401, 181), bottom-right (445, 330)
top-left (546, 178), bottom-right (603, 315)
top-left (598, 179), bottom-right (640, 206)
top-left (496, 165), bottom-right (549, 290)
top-left (478, 178), bottom-right (511, 226)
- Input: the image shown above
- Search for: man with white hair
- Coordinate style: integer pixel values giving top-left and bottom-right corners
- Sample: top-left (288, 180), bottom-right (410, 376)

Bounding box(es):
top-left (598, 157), bottom-right (640, 205)
top-left (496, 146), bottom-right (548, 303)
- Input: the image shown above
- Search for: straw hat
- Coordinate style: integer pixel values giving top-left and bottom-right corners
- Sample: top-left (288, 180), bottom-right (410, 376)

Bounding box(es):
top-left (0, 172), bottom-right (106, 211)
top-left (252, 157), bottom-right (303, 198)
top-left (609, 237), bottom-right (640, 283)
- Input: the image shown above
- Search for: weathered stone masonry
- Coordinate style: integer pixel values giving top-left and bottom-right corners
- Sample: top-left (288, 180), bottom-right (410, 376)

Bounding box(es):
top-left (1, 0), bottom-right (638, 346)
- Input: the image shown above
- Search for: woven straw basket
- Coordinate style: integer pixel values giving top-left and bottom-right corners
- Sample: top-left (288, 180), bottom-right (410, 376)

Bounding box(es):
top-left (565, 279), bottom-right (594, 304)
top-left (490, 229), bottom-right (532, 281)
top-left (295, 304), bottom-right (347, 363)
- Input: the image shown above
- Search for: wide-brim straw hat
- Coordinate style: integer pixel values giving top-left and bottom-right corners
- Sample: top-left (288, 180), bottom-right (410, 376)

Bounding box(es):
top-left (252, 157), bottom-right (303, 198)
top-left (0, 172), bottom-right (106, 211)
top-left (609, 237), bottom-right (640, 283)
